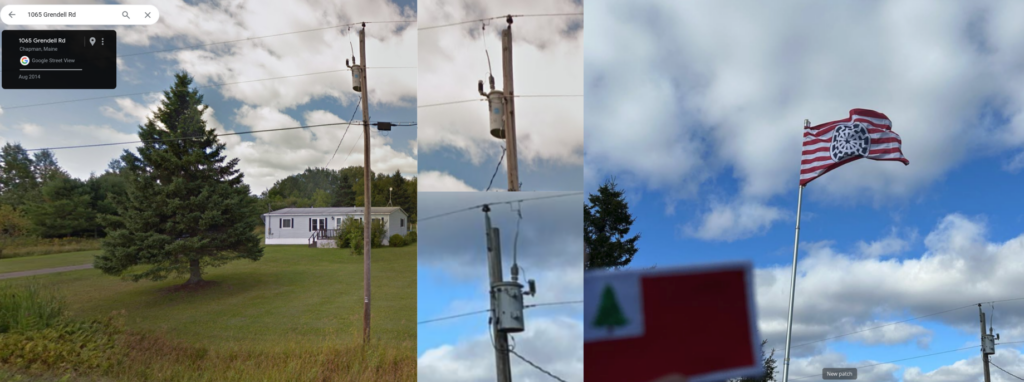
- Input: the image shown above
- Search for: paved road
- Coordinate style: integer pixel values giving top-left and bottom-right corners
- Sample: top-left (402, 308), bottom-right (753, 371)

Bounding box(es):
top-left (0, 264), bottom-right (93, 280)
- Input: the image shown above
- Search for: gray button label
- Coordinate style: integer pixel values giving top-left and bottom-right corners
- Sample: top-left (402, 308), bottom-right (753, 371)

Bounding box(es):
top-left (822, 368), bottom-right (857, 380)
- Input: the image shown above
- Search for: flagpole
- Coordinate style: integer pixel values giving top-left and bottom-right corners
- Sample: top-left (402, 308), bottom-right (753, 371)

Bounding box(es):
top-left (782, 119), bottom-right (810, 382)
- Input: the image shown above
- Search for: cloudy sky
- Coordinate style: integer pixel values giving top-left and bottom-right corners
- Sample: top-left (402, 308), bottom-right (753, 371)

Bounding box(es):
top-left (586, 0), bottom-right (1024, 380)
top-left (417, 0), bottom-right (583, 192)
top-left (0, 0), bottom-right (417, 194)
top-left (417, 192), bottom-right (583, 381)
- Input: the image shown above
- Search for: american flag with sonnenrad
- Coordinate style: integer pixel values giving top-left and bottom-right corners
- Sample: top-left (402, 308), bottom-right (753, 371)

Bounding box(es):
top-left (800, 108), bottom-right (909, 185)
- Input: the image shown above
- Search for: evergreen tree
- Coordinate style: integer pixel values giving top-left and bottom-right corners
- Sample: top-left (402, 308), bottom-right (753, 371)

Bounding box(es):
top-left (23, 176), bottom-right (96, 238)
top-left (95, 72), bottom-right (263, 286)
top-left (585, 178), bottom-right (640, 269)
top-left (0, 143), bottom-right (39, 208)
top-left (31, 150), bottom-right (67, 183)
top-left (730, 340), bottom-right (777, 382)
top-left (593, 285), bottom-right (629, 333)
top-left (0, 205), bottom-right (30, 258)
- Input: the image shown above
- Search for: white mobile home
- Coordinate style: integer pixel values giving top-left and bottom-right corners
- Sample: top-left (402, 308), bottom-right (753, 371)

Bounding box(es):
top-left (262, 207), bottom-right (409, 247)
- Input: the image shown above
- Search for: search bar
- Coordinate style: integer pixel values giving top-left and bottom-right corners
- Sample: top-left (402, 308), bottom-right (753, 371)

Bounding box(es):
top-left (1, 5), bottom-right (159, 25)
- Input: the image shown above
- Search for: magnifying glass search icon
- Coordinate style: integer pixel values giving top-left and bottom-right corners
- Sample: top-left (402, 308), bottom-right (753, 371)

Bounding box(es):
top-left (122, 11), bottom-right (129, 19)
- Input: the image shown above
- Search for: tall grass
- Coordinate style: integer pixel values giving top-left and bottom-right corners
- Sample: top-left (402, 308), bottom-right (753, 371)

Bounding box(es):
top-left (0, 283), bottom-right (67, 333)
top-left (1, 238), bottom-right (101, 259)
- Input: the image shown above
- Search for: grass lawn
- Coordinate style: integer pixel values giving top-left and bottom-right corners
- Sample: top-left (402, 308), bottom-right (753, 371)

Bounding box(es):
top-left (0, 244), bottom-right (417, 381)
top-left (0, 250), bottom-right (98, 274)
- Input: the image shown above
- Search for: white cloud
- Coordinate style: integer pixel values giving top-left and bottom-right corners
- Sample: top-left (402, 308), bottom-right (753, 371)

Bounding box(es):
top-left (856, 228), bottom-right (915, 258)
top-left (903, 348), bottom-right (1024, 382)
top-left (585, 0), bottom-right (1024, 212)
top-left (787, 352), bottom-right (900, 381)
top-left (1, 123), bottom-right (138, 178)
top-left (1005, 151), bottom-right (1024, 173)
top-left (418, 317), bottom-right (583, 382)
top-left (419, 171), bottom-right (478, 192)
top-left (100, 94), bottom-right (164, 125)
top-left (755, 214), bottom-right (1024, 359)
top-left (683, 200), bottom-right (785, 241)
top-left (123, 0), bottom-right (417, 110)
top-left (417, 0), bottom-right (583, 168)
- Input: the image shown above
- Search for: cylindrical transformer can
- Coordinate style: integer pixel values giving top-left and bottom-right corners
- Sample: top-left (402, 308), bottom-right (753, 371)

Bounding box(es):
top-left (492, 281), bottom-right (524, 333)
top-left (351, 65), bottom-right (365, 92)
top-left (487, 90), bottom-right (506, 139)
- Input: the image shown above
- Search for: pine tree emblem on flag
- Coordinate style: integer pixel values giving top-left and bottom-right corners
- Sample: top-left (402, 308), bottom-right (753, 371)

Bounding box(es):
top-left (801, 109), bottom-right (909, 185)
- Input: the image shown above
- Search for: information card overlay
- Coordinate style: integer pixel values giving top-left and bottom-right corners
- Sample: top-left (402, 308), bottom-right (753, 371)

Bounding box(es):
top-left (3, 30), bottom-right (116, 89)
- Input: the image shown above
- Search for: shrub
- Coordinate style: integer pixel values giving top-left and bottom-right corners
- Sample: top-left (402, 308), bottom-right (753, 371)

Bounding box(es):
top-left (336, 216), bottom-right (358, 249)
top-left (343, 218), bottom-right (388, 254)
top-left (370, 219), bottom-right (387, 248)
top-left (388, 234), bottom-right (406, 247)
top-left (404, 230), bottom-right (416, 244)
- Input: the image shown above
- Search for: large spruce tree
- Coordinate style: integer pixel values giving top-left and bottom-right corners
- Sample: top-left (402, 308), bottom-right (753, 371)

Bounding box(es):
top-left (96, 72), bottom-right (262, 286)
top-left (585, 178), bottom-right (640, 269)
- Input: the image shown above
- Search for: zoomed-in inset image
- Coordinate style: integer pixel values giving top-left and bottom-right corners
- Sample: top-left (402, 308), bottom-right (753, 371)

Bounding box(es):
top-left (417, 0), bottom-right (583, 192)
top-left (416, 192), bottom-right (583, 381)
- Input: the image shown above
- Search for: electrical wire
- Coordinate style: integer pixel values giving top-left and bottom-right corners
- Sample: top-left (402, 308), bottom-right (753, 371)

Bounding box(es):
top-left (340, 128), bottom-right (364, 166)
top-left (792, 296), bottom-right (1024, 348)
top-left (418, 309), bottom-right (492, 325)
top-left (417, 99), bottom-right (484, 108)
top-left (524, 300), bottom-right (583, 309)
top-left (991, 363), bottom-right (1024, 381)
top-left (485, 147), bottom-right (506, 192)
top-left (118, 20), bottom-right (415, 58)
top-left (509, 349), bottom-right (567, 382)
top-left (418, 192), bottom-right (584, 222)
top-left (790, 345), bottom-right (980, 380)
top-left (419, 13), bottom-right (583, 31)
top-left (2, 68), bottom-right (407, 111)
top-left (326, 95), bottom-right (363, 167)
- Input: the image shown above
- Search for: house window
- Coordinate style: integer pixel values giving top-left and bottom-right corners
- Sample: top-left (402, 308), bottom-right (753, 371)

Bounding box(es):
top-left (400, 218), bottom-right (404, 227)
top-left (282, 218), bottom-right (292, 228)
top-left (311, 218), bottom-right (327, 231)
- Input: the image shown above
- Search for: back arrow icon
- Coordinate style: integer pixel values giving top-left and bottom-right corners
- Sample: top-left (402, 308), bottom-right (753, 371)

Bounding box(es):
top-left (8, 12), bottom-right (14, 18)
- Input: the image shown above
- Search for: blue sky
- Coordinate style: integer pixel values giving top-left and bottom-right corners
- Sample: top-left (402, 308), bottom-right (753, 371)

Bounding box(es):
top-left (1, 0), bottom-right (418, 194)
top-left (585, 1), bottom-right (1024, 380)
top-left (417, 192), bottom-right (583, 381)
top-left (416, 0), bottom-right (583, 192)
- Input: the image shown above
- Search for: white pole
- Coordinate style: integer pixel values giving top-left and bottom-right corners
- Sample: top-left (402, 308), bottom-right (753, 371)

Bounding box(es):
top-left (782, 119), bottom-right (810, 382)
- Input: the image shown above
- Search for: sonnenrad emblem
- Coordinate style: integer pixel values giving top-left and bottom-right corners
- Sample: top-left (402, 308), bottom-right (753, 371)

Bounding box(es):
top-left (830, 122), bottom-right (870, 162)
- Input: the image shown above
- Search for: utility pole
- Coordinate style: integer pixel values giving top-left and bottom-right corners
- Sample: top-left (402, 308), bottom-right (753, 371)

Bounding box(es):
top-left (501, 16), bottom-right (520, 192)
top-left (483, 205), bottom-right (513, 382)
top-left (980, 304), bottom-right (998, 382)
top-left (359, 23), bottom-right (372, 344)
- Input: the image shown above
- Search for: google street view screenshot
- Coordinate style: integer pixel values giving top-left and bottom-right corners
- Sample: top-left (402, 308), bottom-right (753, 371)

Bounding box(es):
top-left (6, 0), bottom-right (1024, 382)
top-left (1, 0), bottom-right (418, 380)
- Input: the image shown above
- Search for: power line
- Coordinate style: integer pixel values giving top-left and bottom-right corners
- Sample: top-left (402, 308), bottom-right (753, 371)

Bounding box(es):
top-left (1, 67), bottom-right (412, 111)
top-left (524, 300), bottom-right (583, 309)
top-left (792, 297), bottom-right (1024, 348)
top-left (486, 147), bottom-right (506, 192)
top-left (419, 13), bottom-right (583, 31)
top-left (418, 309), bottom-right (492, 325)
top-left (418, 192), bottom-right (584, 222)
top-left (509, 349), bottom-right (567, 382)
top-left (790, 345), bottom-right (980, 380)
top-left (340, 129), bottom-right (364, 166)
top-left (417, 95), bottom-right (581, 109)
top-left (117, 20), bottom-right (415, 58)
top-left (25, 122), bottom-right (347, 152)
top-left (326, 95), bottom-right (363, 167)
top-left (992, 362), bottom-right (1024, 380)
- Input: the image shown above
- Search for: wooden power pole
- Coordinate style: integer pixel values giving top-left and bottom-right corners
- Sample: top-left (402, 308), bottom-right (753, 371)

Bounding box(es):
top-left (980, 304), bottom-right (992, 382)
top-left (483, 205), bottom-right (513, 382)
top-left (502, 16), bottom-right (519, 192)
top-left (359, 23), bottom-right (372, 344)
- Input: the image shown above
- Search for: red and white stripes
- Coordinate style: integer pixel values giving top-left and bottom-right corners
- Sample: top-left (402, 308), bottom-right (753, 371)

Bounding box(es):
top-left (800, 109), bottom-right (909, 185)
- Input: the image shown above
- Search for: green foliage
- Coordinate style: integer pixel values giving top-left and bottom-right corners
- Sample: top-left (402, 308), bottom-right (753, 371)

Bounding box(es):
top-left (404, 230), bottom-right (416, 244)
top-left (0, 318), bottom-right (126, 374)
top-left (262, 167), bottom-right (363, 210)
top-left (731, 339), bottom-right (777, 382)
top-left (388, 234), bottom-right (406, 247)
top-left (585, 177), bottom-right (641, 269)
top-left (23, 177), bottom-right (96, 238)
top-left (0, 205), bottom-right (31, 258)
top-left (592, 285), bottom-right (628, 331)
top-left (0, 238), bottom-right (100, 259)
top-left (30, 150), bottom-right (67, 184)
top-left (348, 222), bottom-right (364, 256)
top-left (342, 218), bottom-right (386, 254)
top-left (352, 170), bottom-right (416, 218)
top-left (95, 72), bottom-right (263, 285)
top-left (371, 219), bottom-right (387, 248)
top-left (335, 216), bottom-right (358, 249)
top-left (0, 284), bottom-right (66, 334)
top-left (0, 143), bottom-right (39, 208)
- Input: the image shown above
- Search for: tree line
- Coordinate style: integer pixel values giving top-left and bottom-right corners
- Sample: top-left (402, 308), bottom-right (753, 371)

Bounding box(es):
top-left (260, 166), bottom-right (417, 222)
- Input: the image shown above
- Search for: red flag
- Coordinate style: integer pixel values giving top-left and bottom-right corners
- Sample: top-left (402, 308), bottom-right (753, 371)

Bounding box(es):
top-left (800, 109), bottom-right (909, 185)
top-left (584, 263), bottom-right (761, 382)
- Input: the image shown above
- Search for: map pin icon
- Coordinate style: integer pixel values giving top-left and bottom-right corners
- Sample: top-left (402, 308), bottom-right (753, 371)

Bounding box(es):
top-left (89, 37), bottom-right (96, 46)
